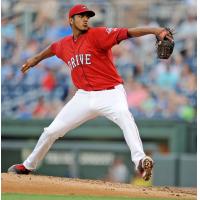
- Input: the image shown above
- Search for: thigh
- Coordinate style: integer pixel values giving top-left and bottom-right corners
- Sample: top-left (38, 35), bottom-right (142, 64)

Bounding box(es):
top-left (98, 85), bottom-right (131, 124)
top-left (45, 92), bottom-right (98, 137)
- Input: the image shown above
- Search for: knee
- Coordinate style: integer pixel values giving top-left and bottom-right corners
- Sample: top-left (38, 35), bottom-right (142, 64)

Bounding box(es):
top-left (43, 127), bottom-right (62, 141)
top-left (116, 108), bottom-right (135, 123)
top-left (119, 108), bottom-right (132, 117)
top-left (43, 119), bottom-right (68, 140)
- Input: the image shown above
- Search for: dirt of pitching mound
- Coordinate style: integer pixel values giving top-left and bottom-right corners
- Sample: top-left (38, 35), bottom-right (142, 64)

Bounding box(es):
top-left (1, 173), bottom-right (197, 200)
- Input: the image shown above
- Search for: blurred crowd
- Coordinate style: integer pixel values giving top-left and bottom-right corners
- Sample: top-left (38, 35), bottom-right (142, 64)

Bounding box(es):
top-left (2, 0), bottom-right (197, 122)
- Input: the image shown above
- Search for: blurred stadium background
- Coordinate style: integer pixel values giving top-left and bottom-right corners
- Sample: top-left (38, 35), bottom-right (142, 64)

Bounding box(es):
top-left (1, 0), bottom-right (197, 187)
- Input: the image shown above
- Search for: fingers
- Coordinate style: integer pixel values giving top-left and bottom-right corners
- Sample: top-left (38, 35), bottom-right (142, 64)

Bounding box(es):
top-left (158, 30), bottom-right (174, 43)
top-left (21, 64), bottom-right (30, 74)
top-left (158, 30), bottom-right (167, 41)
top-left (166, 35), bottom-right (174, 43)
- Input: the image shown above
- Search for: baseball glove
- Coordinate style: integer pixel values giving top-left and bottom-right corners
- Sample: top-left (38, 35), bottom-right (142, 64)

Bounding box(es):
top-left (156, 28), bottom-right (175, 59)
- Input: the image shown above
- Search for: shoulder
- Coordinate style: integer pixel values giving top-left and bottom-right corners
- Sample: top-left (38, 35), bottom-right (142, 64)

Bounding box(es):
top-left (51, 35), bottom-right (72, 54)
top-left (88, 27), bottom-right (123, 36)
top-left (88, 27), bottom-right (107, 34)
top-left (59, 35), bottom-right (72, 43)
top-left (53, 35), bottom-right (72, 45)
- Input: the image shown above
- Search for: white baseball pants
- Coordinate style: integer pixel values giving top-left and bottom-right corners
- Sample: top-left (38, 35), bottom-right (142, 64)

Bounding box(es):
top-left (23, 84), bottom-right (145, 170)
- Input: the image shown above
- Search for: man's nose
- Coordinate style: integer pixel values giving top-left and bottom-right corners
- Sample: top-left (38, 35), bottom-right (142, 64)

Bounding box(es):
top-left (83, 16), bottom-right (89, 21)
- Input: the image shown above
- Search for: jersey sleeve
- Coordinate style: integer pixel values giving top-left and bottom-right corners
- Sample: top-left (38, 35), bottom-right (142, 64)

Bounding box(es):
top-left (50, 39), bottom-right (62, 58)
top-left (93, 27), bottom-right (128, 50)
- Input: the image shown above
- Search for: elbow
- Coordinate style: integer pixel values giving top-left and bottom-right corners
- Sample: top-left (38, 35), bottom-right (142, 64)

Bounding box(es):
top-left (127, 29), bottom-right (133, 38)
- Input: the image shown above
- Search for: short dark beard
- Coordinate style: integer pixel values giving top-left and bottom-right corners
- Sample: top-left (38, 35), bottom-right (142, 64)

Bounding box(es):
top-left (73, 22), bottom-right (88, 33)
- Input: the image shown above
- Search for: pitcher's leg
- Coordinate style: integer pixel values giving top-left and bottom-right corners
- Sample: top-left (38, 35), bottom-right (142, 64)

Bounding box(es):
top-left (23, 92), bottom-right (97, 170)
top-left (97, 86), bottom-right (153, 181)
top-left (97, 86), bottom-right (145, 168)
top-left (107, 108), bottom-right (146, 168)
top-left (110, 109), bottom-right (153, 181)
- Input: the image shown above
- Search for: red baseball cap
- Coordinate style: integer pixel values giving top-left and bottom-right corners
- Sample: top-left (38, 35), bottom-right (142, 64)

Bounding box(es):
top-left (69, 4), bottom-right (95, 18)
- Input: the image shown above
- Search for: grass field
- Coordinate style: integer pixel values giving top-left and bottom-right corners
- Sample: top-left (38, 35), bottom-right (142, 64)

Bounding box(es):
top-left (2, 193), bottom-right (179, 200)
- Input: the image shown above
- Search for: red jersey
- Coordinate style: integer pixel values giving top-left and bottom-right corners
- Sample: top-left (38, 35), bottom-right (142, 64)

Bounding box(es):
top-left (51, 27), bottom-right (128, 91)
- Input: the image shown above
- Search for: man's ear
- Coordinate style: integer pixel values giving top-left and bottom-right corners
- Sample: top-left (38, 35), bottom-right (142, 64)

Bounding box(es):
top-left (69, 17), bottom-right (73, 26)
top-left (69, 17), bottom-right (73, 25)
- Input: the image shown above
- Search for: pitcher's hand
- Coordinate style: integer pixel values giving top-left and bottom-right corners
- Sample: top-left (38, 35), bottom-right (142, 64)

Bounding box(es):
top-left (21, 58), bottom-right (38, 74)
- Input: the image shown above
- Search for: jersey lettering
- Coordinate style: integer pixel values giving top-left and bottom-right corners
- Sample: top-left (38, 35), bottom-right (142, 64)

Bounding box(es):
top-left (71, 57), bottom-right (76, 68)
top-left (67, 54), bottom-right (91, 70)
top-left (79, 54), bottom-right (84, 65)
top-left (85, 54), bottom-right (91, 64)
top-left (75, 55), bottom-right (80, 65)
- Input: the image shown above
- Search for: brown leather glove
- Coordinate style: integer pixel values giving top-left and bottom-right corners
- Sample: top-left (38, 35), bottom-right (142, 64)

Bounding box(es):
top-left (156, 28), bottom-right (175, 59)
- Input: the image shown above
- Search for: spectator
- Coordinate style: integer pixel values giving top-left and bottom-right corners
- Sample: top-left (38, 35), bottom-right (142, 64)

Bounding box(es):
top-left (155, 64), bottom-right (180, 90)
top-left (41, 68), bottom-right (57, 92)
top-left (32, 96), bottom-right (49, 118)
top-left (126, 79), bottom-right (150, 109)
top-left (176, 63), bottom-right (196, 95)
top-left (16, 102), bottom-right (32, 119)
top-left (106, 157), bottom-right (130, 183)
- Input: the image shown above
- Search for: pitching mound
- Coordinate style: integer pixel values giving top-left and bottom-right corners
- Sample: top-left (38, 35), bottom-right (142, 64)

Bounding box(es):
top-left (2, 173), bottom-right (196, 199)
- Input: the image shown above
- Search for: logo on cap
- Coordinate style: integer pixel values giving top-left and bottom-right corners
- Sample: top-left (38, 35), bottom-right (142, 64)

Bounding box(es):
top-left (68, 4), bottom-right (95, 18)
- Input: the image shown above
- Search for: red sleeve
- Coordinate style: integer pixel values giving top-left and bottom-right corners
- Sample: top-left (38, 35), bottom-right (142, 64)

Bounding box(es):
top-left (93, 27), bottom-right (128, 50)
top-left (50, 40), bottom-right (62, 58)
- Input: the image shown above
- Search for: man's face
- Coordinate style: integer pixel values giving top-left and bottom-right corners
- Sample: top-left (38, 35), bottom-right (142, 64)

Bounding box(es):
top-left (70, 13), bottom-right (90, 31)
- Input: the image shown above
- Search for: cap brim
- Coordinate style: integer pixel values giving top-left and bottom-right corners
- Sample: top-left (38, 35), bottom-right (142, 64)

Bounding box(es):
top-left (76, 10), bottom-right (95, 17)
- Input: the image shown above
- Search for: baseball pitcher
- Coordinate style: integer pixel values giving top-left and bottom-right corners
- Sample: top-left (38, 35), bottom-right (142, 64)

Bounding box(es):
top-left (8, 4), bottom-right (173, 181)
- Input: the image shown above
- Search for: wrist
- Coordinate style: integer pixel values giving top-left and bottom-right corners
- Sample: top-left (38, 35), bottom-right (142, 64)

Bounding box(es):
top-left (154, 28), bottom-right (165, 37)
top-left (27, 57), bottom-right (39, 68)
